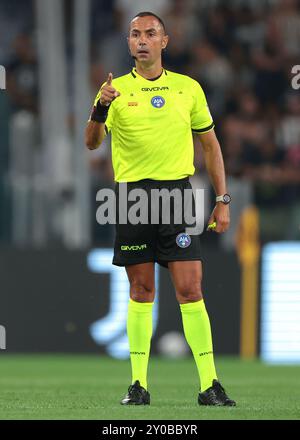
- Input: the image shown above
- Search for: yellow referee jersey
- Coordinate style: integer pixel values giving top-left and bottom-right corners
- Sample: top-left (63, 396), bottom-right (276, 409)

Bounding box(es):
top-left (93, 68), bottom-right (214, 182)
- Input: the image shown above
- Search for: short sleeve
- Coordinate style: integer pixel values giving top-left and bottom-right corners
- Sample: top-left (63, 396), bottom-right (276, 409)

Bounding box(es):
top-left (190, 81), bottom-right (214, 133)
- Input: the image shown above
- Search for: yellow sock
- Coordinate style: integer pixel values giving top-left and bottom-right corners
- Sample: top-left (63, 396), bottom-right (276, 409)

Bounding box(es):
top-left (180, 299), bottom-right (218, 392)
top-left (127, 298), bottom-right (154, 390)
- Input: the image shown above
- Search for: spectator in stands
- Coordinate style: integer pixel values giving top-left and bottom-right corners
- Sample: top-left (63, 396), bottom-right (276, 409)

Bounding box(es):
top-left (6, 32), bottom-right (38, 113)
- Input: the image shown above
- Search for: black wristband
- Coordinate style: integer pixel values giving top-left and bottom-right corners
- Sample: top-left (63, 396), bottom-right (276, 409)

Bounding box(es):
top-left (90, 100), bottom-right (110, 123)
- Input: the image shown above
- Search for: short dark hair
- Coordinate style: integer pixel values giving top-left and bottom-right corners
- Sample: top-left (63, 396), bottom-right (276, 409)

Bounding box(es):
top-left (132, 11), bottom-right (166, 34)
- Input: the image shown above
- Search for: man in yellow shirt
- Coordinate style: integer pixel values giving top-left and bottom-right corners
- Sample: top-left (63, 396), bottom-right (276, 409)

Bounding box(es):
top-left (85, 11), bottom-right (235, 407)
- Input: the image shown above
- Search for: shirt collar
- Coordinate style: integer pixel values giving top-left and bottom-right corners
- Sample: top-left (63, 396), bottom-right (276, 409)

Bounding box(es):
top-left (131, 67), bottom-right (167, 81)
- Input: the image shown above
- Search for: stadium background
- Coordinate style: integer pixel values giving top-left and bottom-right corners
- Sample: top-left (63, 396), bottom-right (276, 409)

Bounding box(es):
top-left (0, 0), bottom-right (300, 420)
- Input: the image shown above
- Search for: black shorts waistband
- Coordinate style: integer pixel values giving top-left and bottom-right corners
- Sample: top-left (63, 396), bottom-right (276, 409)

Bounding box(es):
top-left (115, 177), bottom-right (190, 188)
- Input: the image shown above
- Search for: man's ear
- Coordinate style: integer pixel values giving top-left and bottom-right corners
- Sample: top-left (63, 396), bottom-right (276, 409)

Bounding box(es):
top-left (162, 35), bottom-right (169, 49)
top-left (127, 37), bottom-right (132, 56)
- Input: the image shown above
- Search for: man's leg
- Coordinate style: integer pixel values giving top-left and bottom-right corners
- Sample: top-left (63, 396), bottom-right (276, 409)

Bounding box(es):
top-left (125, 262), bottom-right (155, 391)
top-left (168, 260), bottom-right (217, 392)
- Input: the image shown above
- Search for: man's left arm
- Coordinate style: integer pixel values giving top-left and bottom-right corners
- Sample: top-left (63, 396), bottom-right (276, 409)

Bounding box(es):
top-left (198, 129), bottom-right (230, 233)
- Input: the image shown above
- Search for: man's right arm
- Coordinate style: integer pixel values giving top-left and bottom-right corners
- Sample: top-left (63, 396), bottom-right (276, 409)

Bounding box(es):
top-left (85, 72), bottom-right (120, 150)
top-left (85, 120), bottom-right (106, 150)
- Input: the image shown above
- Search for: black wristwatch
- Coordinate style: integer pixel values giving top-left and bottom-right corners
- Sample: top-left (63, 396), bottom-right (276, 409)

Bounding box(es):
top-left (216, 194), bottom-right (231, 204)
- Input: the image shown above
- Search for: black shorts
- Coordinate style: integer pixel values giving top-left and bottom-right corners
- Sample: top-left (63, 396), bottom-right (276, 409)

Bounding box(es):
top-left (112, 177), bottom-right (202, 268)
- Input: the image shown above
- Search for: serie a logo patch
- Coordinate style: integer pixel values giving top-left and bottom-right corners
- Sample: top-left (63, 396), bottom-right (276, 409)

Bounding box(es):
top-left (151, 96), bottom-right (165, 108)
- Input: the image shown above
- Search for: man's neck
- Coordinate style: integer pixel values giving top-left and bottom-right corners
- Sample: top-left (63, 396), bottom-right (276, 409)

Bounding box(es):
top-left (135, 62), bottom-right (163, 80)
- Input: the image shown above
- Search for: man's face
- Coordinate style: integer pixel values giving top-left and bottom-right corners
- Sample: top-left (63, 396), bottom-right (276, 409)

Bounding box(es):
top-left (128, 16), bottom-right (168, 65)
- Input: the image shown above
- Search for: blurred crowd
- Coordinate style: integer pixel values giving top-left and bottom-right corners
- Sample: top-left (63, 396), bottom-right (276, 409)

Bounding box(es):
top-left (0, 0), bottom-right (300, 245)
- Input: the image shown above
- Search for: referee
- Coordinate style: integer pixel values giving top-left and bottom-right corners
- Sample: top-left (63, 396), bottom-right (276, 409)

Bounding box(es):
top-left (85, 12), bottom-right (236, 407)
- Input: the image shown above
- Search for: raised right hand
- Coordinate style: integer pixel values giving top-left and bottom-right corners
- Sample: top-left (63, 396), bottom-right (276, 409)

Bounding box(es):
top-left (99, 73), bottom-right (121, 106)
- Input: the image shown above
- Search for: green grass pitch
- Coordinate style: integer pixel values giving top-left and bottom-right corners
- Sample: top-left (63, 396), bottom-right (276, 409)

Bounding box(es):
top-left (0, 355), bottom-right (299, 420)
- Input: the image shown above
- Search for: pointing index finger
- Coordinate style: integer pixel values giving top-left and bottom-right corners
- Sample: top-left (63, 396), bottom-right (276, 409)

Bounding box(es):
top-left (107, 72), bottom-right (113, 86)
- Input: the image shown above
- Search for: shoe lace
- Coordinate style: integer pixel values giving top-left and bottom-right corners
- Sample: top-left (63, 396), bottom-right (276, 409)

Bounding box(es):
top-left (213, 381), bottom-right (227, 396)
top-left (128, 382), bottom-right (141, 395)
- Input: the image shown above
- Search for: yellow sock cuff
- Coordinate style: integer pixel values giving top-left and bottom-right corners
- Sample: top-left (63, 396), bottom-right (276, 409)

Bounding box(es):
top-left (179, 299), bottom-right (205, 313)
top-left (129, 298), bottom-right (154, 312)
